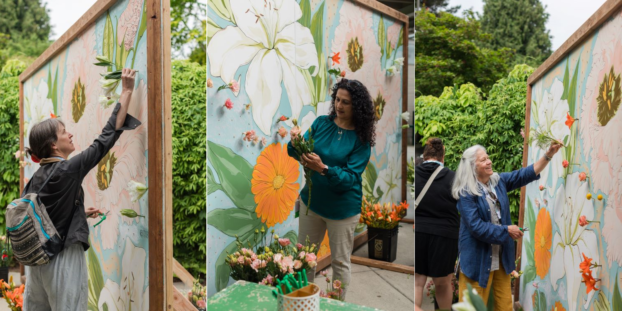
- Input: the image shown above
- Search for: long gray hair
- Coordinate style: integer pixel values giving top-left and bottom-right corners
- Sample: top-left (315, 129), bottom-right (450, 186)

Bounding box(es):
top-left (451, 145), bottom-right (500, 199)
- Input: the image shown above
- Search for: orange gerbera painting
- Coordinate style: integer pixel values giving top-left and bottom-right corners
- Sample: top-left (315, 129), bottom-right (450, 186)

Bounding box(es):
top-left (251, 143), bottom-right (300, 227)
top-left (551, 301), bottom-right (566, 311)
top-left (534, 208), bottom-right (553, 278)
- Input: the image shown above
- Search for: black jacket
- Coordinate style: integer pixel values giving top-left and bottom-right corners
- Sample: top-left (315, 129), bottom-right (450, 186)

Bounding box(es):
top-left (25, 103), bottom-right (140, 251)
top-left (415, 162), bottom-right (459, 239)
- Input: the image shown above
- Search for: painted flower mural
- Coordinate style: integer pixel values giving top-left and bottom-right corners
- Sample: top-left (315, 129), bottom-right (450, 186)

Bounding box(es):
top-left (550, 173), bottom-right (599, 311)
top-left (533, 208), bottom-right (552, 278)
top-left (251, 143), bottom-right (300, 227)
top-left (25, 82), bottom-right (55, 141)
top-left (374, 141), bottom-right (401, 203)
top-left (207, 0), bottom-right (318, 135)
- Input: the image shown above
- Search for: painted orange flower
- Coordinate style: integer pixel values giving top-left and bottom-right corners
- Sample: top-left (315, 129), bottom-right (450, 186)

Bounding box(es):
top-left (330, 52), bottom-right (341, 66)
top-left (581, 271), bottom-right (598, 293)
top-left (565, 112), bottom-right (577, 129)
top-left (551, 301), bottom-right (566, 311)
top-left (534, 208), bottom-right (552, 278)
top-left (251, 143), bottom-right (300, 227)
top-left (579, 253), bottom-right (592, 274)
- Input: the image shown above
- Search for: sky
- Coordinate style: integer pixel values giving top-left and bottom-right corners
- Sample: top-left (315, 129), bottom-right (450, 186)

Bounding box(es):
top-left (46, 0), bottom-right (97, 40)
top-left (448, 0), bottom-right (607, 50)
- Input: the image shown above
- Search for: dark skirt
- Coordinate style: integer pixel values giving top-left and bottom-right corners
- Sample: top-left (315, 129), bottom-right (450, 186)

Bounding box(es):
top-left (415, 232), bottom-right (459, 277)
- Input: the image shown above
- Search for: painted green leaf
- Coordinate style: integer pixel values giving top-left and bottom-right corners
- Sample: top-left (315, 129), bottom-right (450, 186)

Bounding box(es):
top-left (116, 38), bottom-right (125, 70)
top-left (378, 17), bottom-right (386, 59)
top-left (362, 162), bottom-right (378, 197)
top-left (207, 141), bottom-right (256, 211)
top-left (563, 135), bottom-right (569, 147)
top-left (567, 59), bottom-right (580, 116)
top-left (386, 41), bottom-right (394, 61)
top-left (137, 1), bottom-right (147, 42)
top-left (86, 242), bottom-right (104, 311)
top-left (300, 68), bottom-right (316, 104)
top-left (207, 166), bottom-right (222, 195)
top-left (208, 0), bottom-right (233, 23)
top-left (613, 272), bottom-right (622, 311)
top-left (310, 2), bottom-right (324, 56)
top-left (299, 0), bottom-right (312, 29)
top-left (207, 208), bottom-right (261, 237)
top-left (314, 52), bottom-right (327, 104)
top-left (536, 290), bottom-right (547, 311)
top-left (526, 200), bottom-right (535, 250)
top-left (103, 12), bottom-right (114, 72)
top-left (521, 264), bottom-right (536, 293)
top-left (595, 290), bottom-right (612, 311)
top-left (375, 186), bottom-right (384, 200)
top-left (46, 69), bottom-right (52, 101)
top-left (396, 27), bottom-right (403, 51)
top-left (561, 61), bottom-right (570, 100)
top-left (207, 17), bottom-right (220, 44)
top-left (52, 67), bottom-right (58, 114)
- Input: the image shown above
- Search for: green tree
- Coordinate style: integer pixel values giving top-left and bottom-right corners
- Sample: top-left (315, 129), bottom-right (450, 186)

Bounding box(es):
top-left (416, 0), bottom-right (461, 14)
top-left (415, 10), bottom-right (514, 97)
top-left (0, 0), bottom-right (51, 69)
top-left (480, 0), bottom-right (552, 67)
top-left (415, 64), bottom-right (534, 224)
top-left (171, 0), bottom-right (206, 64)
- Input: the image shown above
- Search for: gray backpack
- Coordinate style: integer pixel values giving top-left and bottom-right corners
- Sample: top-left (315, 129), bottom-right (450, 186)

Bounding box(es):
top-left (6, 164), bottom-right (66, 266)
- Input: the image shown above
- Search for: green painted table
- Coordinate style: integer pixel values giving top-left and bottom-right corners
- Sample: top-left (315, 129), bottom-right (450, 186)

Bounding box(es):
top-left (208, 281), bottom-right (383, 311)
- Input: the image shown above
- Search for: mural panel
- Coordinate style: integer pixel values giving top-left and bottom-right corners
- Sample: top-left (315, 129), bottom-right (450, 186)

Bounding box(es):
top-left (207, 0), bottom-right (405, 297)
top-left (21, 0), bottom-right (150, 309)
top-left (521, 9), bottom-right (622, 311)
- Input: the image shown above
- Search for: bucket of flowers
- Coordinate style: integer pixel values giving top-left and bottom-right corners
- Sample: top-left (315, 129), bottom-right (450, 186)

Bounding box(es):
top-left (0, 277), bottom-right (23, 311)
top-left (225, 229), bottom-right (319, 287)
top-left (359, 197), bottom-right (409, 262)
top-left (186, 279), bottom-right (206, 311)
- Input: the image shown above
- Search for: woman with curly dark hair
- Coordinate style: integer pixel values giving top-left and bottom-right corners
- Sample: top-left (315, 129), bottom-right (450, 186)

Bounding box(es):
top-left (287, 78), bottom-right (376, 300)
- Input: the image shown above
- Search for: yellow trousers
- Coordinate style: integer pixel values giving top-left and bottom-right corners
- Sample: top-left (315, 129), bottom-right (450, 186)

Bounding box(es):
top-left (458, 264), bottom-right (512, 311)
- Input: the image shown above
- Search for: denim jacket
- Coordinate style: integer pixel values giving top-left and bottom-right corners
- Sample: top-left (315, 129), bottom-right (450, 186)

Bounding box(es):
top-left (457, 164), bottom-right (539, 288)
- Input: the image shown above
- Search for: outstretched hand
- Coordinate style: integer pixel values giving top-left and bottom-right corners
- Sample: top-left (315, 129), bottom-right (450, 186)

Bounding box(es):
top-left (85, 207), bottom-right (104, 218)
top-left (121, 68), bottom-right (137, 92)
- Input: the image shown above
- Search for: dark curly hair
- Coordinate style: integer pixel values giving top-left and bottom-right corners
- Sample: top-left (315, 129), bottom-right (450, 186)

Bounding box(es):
top-left (328, 79), bottom-right (377, 146)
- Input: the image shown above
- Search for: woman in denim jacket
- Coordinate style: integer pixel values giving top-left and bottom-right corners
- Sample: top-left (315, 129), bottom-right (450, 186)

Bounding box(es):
top-left (451, 143), bottom-right (561, 310)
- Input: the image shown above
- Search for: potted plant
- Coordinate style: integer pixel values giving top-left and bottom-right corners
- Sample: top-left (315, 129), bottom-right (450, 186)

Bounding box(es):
top-left (0, 277), bottom-right (23, 310)
top-left (359, 198), bottom-right (409, 262)
top-left (225, 229), bottom-right (319, 286)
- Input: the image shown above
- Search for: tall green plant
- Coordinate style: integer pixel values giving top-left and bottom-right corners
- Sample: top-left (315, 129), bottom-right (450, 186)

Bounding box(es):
top-left (415, 64), bottom-right (534, 224)
top-left (171, 60), bottom-right (207, 277)
top-left (0, 59), bottom-right (25, 233)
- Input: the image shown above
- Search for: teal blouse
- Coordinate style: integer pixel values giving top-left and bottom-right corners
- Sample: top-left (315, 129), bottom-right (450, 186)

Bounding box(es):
top-left (287, 116), bottom-right (371, 220)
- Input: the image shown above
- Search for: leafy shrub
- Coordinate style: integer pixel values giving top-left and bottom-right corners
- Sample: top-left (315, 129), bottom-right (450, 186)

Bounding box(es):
top-left (415, 64), bottom-right (534, 223)
top-left (171, 59), bottom-right (206, 277)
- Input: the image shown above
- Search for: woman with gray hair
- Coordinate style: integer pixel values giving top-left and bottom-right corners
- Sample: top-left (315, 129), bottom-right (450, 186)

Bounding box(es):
top-left (452, 142), bottom-right (561, 310)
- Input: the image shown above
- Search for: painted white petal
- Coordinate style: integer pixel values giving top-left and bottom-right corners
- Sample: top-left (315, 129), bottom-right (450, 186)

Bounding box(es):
top-left (98, 280), bottom-right (122, 311)
top-left (207, 26), bottom-right (263, 82)
top-left (317, 101), bottom-right (331, 117)
top-left (283, 119), bottom-right (294, 128)
top-left (299, 111), bottom-right (316, 134)
top-left (273, 0), bottom-right (303, 33)
top-left (280, 57), bottom-right (313, 120)
top-left (550, 233), bottom-right (565, 290)
top-left (275, 23), bottom-right (318, 69)
top-left (554, 185), bottom-right (567, 237)
top-left (564, 245), bottom-right (581, 311)
top-left (247, 49), bottom-right (283, 135)
top-left (230, 0), bottom-right (270, 47)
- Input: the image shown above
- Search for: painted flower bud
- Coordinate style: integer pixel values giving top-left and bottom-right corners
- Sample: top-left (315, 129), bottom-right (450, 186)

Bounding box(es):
top-left (120, 209), bottom-right (145, 218)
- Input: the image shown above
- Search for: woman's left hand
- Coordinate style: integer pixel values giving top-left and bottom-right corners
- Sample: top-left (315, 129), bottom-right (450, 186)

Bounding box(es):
top-left (301, 153), bottom-right (325, 173)
top-left (85, 207), bottom-right (104, 218)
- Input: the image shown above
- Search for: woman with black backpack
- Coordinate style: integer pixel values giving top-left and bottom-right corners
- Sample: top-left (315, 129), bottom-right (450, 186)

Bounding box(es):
top-left (20, 68), bottom-right (139, 310)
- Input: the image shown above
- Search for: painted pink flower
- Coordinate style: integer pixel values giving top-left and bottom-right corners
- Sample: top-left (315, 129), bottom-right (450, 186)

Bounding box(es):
top-left (207, 78), bottom-right (213, 88)
top-left (278, 238), bottom-right (291, 247)
top-left (579, 172), bottom-right (587, 182)
top-left (224, 98), bottom-right (234, 110)
top-left (229, 80), bottom-right (240, 93)
top-left (243, 130), bottom-right (256, 142)
top-left (535, 198), bottom-right (540, 208)
top-left (278, 126), bottom-right (287, 138)
top-left (117, 0), bottom-right (143, 50)
top-left (294, 260), bottom-right (303, 269)
top-left (562, 160), bottom-right (569, 168)
top-left (261, 137), bottom-right (267, 146)
top-left (579, 215), bottom-right (589, 227)
top-left (539, 185), bottom-right (545, 191)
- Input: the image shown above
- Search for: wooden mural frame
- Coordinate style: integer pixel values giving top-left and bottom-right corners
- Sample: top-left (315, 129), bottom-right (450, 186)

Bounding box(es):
top-left (515, 0), bottom-right (622, 300)
top-left (18, 0), bottom-right (173, 309)
top-left (315, 0), bottom-right (410, 271)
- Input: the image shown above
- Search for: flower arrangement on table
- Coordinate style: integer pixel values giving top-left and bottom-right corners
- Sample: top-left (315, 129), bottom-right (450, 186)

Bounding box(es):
top-left (359, 197), bottom-right (409, 229)
top-left (225, 229), bottom-right (319, 286)
top-left (0, 277), bottom-right (23, 311)
top-left (186, 279), bottom-right (206, 311)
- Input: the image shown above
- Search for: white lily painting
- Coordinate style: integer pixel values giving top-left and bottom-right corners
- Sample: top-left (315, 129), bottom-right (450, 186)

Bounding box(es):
top-left (208, 0), bottom-right (318, 135)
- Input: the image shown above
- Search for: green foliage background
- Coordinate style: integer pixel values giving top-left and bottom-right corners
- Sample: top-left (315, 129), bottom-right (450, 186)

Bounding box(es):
top-left (171, 60), bottom-right (206, 277)
top-left (415, 64), bottom-right (534, 224)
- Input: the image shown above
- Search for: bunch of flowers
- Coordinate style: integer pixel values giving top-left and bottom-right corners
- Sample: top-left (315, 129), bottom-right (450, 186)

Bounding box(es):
top-left (579, 253), bottom-right (601, 294)
top-left (94, 55), bottom-right (122, 107)
top-left (318, 270), bottom-right (344, 301)
top-left (0, 277), bottom-right (23, 311)
top-left (528, 127), bottom-right (564, 150)
top-left (225, 229), bottom-right (318, 285)
top-left (359, 197), bottom-right (409, 229)
top-left (289, 119), bottom-right (315, 214)
top-left (186, 279), bottom-right (206, 311)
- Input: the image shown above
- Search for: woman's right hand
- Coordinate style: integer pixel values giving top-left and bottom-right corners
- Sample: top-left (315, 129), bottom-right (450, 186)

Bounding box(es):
top-left (508, 225), bottom-right (523, 240)
top-left (121, 68), bottom-right (137, 93)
